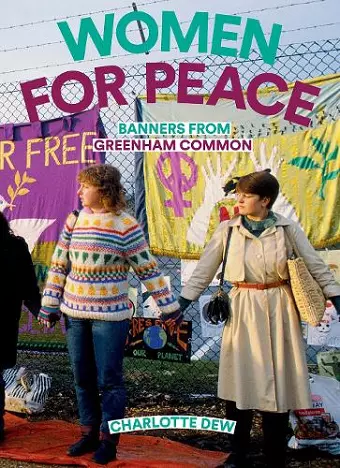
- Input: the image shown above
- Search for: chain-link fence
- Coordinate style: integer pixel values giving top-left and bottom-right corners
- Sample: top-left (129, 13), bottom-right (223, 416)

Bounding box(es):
top-left (1, 38), bottom-right (340, 397)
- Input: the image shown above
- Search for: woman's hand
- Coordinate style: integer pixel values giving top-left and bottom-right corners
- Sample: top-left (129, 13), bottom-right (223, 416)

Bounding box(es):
top-left (161, 309), bottom-right (184, 328)
top-left (186, 155), bottom-right (238, 246)
top-left (37, 308), bottom-right (61, 329)
top-left (178, 296), bottom-right (192, 313)
top-left (38, 316), bottom-right (55, 329)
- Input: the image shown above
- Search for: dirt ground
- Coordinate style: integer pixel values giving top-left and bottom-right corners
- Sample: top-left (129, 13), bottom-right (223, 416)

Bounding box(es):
top-left (1, 397), bottom-right (340, 467)
top-left (0, 354), bottom-right (339, 467)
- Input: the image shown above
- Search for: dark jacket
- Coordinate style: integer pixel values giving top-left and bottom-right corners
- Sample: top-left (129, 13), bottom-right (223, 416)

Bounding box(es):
top-left (0, 235), bottom-right (41, 369)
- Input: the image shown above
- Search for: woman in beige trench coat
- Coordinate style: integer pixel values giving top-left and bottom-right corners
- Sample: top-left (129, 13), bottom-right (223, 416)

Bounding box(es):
top-left (178, 170), bottom-right (340, 468)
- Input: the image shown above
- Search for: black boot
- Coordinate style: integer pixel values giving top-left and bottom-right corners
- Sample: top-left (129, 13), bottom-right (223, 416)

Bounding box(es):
top-left (93, 440), bottom-right (117, 464)
top-left (224, 401), bottom-right (254, 468)
top-left (67, 426), bottom-right (100, 457)
top-left (0, 416), bottom-right (4, 443)
top-left (0, 372), bottom-right (4, 443)
top-left (224, 452), bottom-right (254, 467)
top-left (92, 433), bottom-right (119, 465)
top-left (261, 411), bottom-right (289, 468)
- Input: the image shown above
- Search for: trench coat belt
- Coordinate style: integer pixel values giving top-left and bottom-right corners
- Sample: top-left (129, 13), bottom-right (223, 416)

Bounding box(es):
top-left (232, 279), bottom-right (289, 290)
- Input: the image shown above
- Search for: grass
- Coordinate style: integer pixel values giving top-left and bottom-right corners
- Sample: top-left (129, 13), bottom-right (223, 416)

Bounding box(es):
top-left (16, 352), bottom-right (219, 400)
top-left (3, 354), bottom-right (340, 467)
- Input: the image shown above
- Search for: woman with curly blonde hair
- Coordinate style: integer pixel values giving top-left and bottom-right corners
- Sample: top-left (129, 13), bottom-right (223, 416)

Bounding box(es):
top-left (39, 164), bottom-right (181, 464)
top-left (77, 164), bottom-right (127, 213)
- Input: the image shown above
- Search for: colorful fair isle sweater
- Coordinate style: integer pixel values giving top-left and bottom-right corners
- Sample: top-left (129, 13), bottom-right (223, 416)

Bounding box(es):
top-left (40, 209), bottom-right (179, 321)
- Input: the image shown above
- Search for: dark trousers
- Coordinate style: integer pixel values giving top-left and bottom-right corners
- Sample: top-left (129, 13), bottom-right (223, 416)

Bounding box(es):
top-left (225, 400), bottom-right (289, 468)
top-left (0, 369), bottom-right (4, 434)
top-left (65, 317), bottom-right (130, 437)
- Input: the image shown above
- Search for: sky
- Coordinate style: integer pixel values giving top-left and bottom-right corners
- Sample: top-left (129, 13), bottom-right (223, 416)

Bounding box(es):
top-left (0, 0), bottom-right (339, 85)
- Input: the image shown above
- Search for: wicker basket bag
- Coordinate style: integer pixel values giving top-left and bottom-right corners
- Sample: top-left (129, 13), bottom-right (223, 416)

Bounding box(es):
top-left (284, 228), bottom-right (326, 326)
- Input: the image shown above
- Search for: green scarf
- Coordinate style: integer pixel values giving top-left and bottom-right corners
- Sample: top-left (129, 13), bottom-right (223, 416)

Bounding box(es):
top-left (242, 211), bottom-right (277, 237)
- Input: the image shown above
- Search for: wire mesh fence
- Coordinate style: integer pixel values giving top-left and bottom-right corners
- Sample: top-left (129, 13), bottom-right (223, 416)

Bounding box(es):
top-left (1, 38), bottom-right (340, 397)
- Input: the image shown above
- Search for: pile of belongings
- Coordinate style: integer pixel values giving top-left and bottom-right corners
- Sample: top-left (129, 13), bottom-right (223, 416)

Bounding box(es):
top-left (3, 367), bottom-right (52, 414)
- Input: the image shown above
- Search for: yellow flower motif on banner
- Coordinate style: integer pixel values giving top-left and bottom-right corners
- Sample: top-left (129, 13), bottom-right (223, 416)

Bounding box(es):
top-left (6, 170), bottom-right (36, 212)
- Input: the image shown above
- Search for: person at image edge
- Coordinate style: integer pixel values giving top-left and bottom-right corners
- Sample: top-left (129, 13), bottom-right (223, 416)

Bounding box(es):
top-left (178, 169), bottom-right (340, 468)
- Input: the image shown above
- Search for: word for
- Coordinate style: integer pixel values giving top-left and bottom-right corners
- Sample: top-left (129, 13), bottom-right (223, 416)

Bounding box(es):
top-left (20, 64), bottom-right (320, 126)
top-left (58, 11), bottom-right (282, 64)
top-left (93, 138), bottom-right (252, 153)
top-left (109, 415), bottom-right (236, 434)
top-left (0, 133), bottom-right (96, 171)
top-left (116, 122), bottom-right (231, 136)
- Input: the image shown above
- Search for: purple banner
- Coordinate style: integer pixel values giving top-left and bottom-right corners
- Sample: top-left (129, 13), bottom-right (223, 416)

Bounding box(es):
top-left (0, 106), bottom-right (105, 253)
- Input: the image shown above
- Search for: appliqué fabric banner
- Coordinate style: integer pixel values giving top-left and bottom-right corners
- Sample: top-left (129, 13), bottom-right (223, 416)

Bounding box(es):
top-left (0, 106), bottom-right (105, 261)
top-left (0, 106), bottom-right (105, 348)
top-left (136, 74), bottom-right (340, 259)
top-left (306, 250), bottom-right (340, 347)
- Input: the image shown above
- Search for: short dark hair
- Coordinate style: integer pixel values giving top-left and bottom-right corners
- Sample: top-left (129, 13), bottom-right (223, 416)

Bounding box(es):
top-left (236, 170), bottom-right (280, 209)
top-left (78, 164), bottom-right (126, 213)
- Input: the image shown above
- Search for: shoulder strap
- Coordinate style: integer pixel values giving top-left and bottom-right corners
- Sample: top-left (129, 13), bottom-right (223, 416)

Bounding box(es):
top-left (219, 227), bottom-right (233, 289)
top-left (65, 211), bottom-right (79, 272)
top-left (283, 225), bottom-right (299, 258)
top-left (69, 210), bottom-right (79, 234)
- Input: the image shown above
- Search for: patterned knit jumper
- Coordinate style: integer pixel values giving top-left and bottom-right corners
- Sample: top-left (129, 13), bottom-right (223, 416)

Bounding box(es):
top-left (40, 209), bottom-right (179, 321)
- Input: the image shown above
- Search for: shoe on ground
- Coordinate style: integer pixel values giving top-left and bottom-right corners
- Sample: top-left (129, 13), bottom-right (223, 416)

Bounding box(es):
top-left (92, 440), bottom-right (117, 465)
top-left (67, 434), bottom-right (100, 457)
top-left (223, 452), bottom-right (254, 468)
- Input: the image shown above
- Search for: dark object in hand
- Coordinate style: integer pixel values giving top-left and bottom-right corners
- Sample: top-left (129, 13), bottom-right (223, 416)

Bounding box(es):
top-left (206, 289), bottom-right (231, 325)
top-left (330, 296), bottom-right (340, 315)
top-left (178, 296), bottom-right (192, 312)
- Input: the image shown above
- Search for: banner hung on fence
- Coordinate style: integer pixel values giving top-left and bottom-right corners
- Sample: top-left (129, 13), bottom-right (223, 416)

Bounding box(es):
top-left (136, 74), bottom-right (340, 259)
top-left (18, 288), bottom-right (137, 351)
top-left (125, 318), bottom-right (192, 363)
top-left (305, 250), bottom-right (340, 347)
top-left (318, 250), bottom-right (340, 283)
top-left (0, 106), bottom-right (105, 348)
